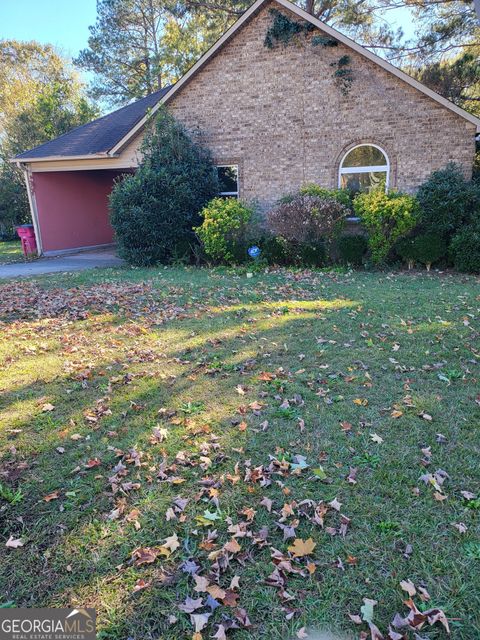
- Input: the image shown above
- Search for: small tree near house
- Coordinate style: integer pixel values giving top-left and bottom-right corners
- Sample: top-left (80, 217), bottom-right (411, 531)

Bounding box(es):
top-left (109, 107), bottom-right (219, 266)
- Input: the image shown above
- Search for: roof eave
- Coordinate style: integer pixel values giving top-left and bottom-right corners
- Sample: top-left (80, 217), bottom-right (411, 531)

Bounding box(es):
top-left (11, 152), bottom-right (117, 164)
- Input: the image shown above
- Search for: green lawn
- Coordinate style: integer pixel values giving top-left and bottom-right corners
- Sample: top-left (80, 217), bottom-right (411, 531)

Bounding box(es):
top-left (0, 266), bottom-right (479, 639)
top-left (0, 240), bottom-right (23, 264)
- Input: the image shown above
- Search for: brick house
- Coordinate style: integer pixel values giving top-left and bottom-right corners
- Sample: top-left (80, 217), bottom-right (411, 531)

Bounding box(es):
top-left (13, 0), bottom-right (480, 255)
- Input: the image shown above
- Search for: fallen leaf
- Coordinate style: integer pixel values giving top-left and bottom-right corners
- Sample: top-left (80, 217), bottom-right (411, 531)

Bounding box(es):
top-left (260, 496), bottom-right (273, 512)
top-left (419, 411), bottom-right (433, 421)
top-left (131, 547), bottom-right (158, 566)
top-left (178, 596), bottom-right (203, 613)
top-left (160, 533), bottom-right (180, 556)
top-left (207, 585), bottom-right (226, 600)
top-left (5, 536), bottom-right (24, 549)
top-left (354, 398), bottom-right (368, 406)
top-left (193, 575), bottom-right (210, 592)
top-left (288, 537), bottom-right (316, 558)
top-left (133, 578), bottom-right (151, 592)
top-left (400, 579), bottom-right (416, 597)
top-left (360, 598), bottom-right (377, 624)
top-left (348, 613), bottom-right (363, 625)
top-left (329, 497), bottom-right (342, 511)
top-left (43, 491), bottom-right (60, 502)
top-left (212, 625), bottom-right (227, 640)
top-left (190, 613), bottom-right (211, 632)
top-left (224, 538), bottom-right (241, 554)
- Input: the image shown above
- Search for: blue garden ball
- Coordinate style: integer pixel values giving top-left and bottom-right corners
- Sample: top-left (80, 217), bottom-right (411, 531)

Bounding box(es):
top-left (248, 246), bottom-right (261, 259)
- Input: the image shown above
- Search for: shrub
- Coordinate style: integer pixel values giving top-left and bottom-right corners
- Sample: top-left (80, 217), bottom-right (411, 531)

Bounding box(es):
top-left (337, 235), bottom-right (368, 266)
top-left (416, 163), bottom-right (479, 237)
top-left (259, 236), bottom-right (295, 265)
top-left (195, 198), bottom-right (255, 264)
top-left (259, 235), bottom-right (327, 267)
top-left (110, 107), bottom-right (218, 266)
top-left (267, 194), bottom-right (347, 245)
top-left (396, 232), bottom-right (447, 270)
top-left (299, 183), bottom-right (352, 209)
top-left (353, 190), bottom-right (421, 264)
top-left (450, 224), bottom-right (480, 273)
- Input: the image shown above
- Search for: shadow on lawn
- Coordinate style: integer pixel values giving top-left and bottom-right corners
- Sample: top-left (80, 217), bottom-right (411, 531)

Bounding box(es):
top-left (0, 297), bottom-right (366, 638)
top-left (1, 281), bottom-right (478, 639)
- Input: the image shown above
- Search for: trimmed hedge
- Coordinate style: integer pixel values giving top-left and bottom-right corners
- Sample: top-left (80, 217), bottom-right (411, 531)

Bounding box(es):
top-left (395, 232), bottom-right (447, 270)
top-left (450, 225), bottom-right (480, 273)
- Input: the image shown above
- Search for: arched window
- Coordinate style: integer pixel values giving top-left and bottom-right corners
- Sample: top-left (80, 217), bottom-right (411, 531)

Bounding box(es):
top-left (339, 144), bottom-right (389, 194)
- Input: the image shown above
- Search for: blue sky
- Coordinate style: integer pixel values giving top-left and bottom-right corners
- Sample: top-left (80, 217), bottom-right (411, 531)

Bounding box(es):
top-left (0, 0), bottom-right (415, 67)
top-left (0, 0), bottom-right (97, 59)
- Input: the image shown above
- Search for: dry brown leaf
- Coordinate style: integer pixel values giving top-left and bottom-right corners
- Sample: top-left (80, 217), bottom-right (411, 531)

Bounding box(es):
top-left (207, 585), bottom-right (226, 600)
top-left (288, 537), bottom-right (316, 558)
top-left (43, 491), bottom-right (60, 502)
top-left (399, 579), bottom-right (416, 597)
top-left (224, 538), bottom-right (242, 554)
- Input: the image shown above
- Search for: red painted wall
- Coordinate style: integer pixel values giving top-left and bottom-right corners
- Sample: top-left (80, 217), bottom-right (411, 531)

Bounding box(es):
top-left (32, 170), bottom-right (127, 253)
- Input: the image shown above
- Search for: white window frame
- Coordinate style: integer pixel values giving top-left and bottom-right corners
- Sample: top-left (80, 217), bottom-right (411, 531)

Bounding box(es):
top-left (217, 164), bottom-right (239, 197)
top-left (338, 144), bottom-right (390, 191)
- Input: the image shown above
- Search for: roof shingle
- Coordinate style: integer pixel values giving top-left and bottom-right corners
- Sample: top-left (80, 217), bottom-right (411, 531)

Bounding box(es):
top-left (15, 86), bottom-right (172, 160)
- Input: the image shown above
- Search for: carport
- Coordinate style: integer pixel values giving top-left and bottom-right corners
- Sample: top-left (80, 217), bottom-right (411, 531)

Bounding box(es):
top-left (31, 170), bottom-right (124, 254)
top-left (13, 86), bottom-right (171, 255)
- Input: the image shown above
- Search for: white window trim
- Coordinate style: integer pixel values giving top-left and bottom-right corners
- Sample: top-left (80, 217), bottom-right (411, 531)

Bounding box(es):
top-left (217, 164), bottom-right (239, 197)
top-left (338, 144), bottom-right (390, 191)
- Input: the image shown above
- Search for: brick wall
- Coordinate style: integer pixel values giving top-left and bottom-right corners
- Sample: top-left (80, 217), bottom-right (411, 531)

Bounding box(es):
top-left (167, 1), bottom-right (476, 208)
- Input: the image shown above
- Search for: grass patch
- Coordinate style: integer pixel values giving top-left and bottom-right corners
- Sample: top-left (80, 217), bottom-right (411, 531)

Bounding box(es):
top-left (0, 266), bottom-right (479, 639)
top-left (0, 240), bottom-right (24, 264)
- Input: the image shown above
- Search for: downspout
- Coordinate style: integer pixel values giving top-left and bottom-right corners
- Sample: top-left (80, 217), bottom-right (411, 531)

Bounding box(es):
top-left (18, 162), bottom-right (43, 256)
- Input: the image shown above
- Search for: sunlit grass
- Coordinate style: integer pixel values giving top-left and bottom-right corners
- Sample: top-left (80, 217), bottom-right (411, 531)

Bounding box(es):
top-left (0, 240), bottom-right (23, 264)
top-left (0, 266), bottom-right (479, 639)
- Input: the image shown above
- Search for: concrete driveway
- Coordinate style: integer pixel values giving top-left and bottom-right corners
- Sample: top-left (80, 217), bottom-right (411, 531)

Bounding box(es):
top-left (0, 248), bottom-right (125, 279)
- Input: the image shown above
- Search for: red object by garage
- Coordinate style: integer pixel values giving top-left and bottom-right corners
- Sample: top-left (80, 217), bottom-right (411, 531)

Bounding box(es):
top-left (16, 224), bottom-right (37, 257)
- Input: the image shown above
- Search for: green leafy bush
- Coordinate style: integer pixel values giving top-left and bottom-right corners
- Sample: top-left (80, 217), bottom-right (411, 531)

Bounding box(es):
top-left (299, 183), bottom-right (352, 208)
top-left (110, 108), bottom-right (218, 266)
top-left (353, 190), bottom-right (421, 264)
top-left (259, 236), bottom-right (295, 265)
top-left (417, 163), bottom-right (479, 237)
top-left (259, 235), bottom-right (326, 267)
top-left (337, 235), bottom-right (368, 265)
top-left (450, 224), bottom-right (480, 273)
top-left (396, 232), bottom-right (447, 270)
top-left (195, 198), bottom-right (255, 264)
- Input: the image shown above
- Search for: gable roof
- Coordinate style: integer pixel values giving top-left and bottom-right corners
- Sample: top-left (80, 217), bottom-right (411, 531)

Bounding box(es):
top-left (14, 86), bottom-right (172, 162)
top-left (109, 0), bottom-right (480, 154)
top-left (15, 0), bottom-right (480, 163)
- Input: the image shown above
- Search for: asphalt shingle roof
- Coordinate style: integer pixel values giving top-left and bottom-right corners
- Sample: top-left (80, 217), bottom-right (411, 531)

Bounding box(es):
top-left (15, 86), bottom-right (172, 160)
